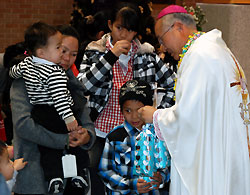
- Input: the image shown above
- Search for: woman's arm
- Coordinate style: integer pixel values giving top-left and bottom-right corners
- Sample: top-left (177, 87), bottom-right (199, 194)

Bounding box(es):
top-left (66, 69), bottom-right (96, 149)
top-left (78, 102), bottom-right (95, 150)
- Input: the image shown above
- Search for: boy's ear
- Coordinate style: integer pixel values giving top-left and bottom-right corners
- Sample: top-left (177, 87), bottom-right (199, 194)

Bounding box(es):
top-left (36, 48), bottom-right (44, 58)
top-left (108, 20), bottom-right (113, 31)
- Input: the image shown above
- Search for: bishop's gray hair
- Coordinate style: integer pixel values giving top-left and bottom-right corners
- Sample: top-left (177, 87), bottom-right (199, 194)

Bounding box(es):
top-left (161, 12), bottom-right (197, 30)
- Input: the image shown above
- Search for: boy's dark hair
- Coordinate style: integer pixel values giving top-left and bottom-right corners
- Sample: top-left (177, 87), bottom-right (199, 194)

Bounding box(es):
top-left (74, 10), bottom-right (110, 69)
top-left (2, 42), bottom-right (27, 107)
top-left (0, 140), bottom-right (7, 161)
top-left (3, 42), bottom-right (26, 70)
top-left (56, 24), bottom-right (80, 43)
top-left (86, 10), bottom-right (110, 40)
top-left (119, 80), bottom-right (153, 111)
top-left (110, 2), bottom-right (141, 33)
top-left (24, 21), bottom-right (58, 55)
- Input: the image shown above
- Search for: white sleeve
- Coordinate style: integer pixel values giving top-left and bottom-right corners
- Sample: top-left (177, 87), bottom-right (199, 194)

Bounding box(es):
top-left (6, 170), bottom-right (18, 191)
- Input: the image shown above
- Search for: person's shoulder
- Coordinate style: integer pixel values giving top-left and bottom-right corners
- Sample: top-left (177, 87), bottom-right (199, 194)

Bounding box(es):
top-left (189, 30), bottom-right (226, 60)
top-left (12, 77), bottom-right (25, 89)
top-left (10, 78), bottom-right (28, 102)
top-left (85, 33), bottom-right (109, 53)
top-left (135, 39), bottom-right (155, 55)
top-left (107, 124), bottom-right (129, 142)
top-left (42, 63), bottom-right (65, 75)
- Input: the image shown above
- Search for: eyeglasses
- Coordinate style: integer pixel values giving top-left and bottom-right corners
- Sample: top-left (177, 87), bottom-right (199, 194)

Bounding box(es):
top-left (158, 23), bottom-right (175, 45)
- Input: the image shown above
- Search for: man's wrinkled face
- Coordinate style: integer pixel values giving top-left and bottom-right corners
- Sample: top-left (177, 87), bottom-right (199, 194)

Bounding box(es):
top-left (155, 19), bottom-right (183, 61)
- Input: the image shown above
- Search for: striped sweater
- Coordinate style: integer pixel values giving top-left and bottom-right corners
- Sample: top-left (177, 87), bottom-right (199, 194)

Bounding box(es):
top-left (9, 56), bottom-right (75, 123)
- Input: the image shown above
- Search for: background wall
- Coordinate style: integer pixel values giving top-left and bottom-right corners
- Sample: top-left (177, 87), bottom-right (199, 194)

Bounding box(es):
top-left (0, 0), bottom-right (198, 53)
top-left (198, 3), bottom-right (250, 86)
top-left (2, 1), bottom-right (249, 84)
top-left (0, 0), bottom-right (73, 52)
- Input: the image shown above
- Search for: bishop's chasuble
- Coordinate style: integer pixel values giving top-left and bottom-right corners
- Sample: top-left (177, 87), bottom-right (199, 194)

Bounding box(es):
top-left (154, 29), bottom-right (250, 195)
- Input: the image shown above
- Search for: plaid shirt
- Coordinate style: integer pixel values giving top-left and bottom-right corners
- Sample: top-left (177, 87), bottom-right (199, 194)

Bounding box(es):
top-left (98, 121), bottom-right (168, 195)
top-left (94, 39), bottom-right (137, 134)
top-left (77, 34), bottom-right (176, 123)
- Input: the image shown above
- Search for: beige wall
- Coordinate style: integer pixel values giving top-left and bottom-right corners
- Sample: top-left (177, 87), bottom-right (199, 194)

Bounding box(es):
top-left (198, 3), bottom-right (250, 86)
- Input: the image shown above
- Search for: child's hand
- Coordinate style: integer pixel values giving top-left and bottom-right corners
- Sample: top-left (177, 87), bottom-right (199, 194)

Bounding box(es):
top-left (66, 119), bottom-right (78, 131)
top-left (111, 40), bottom-right (131, 57)
top-left (13, 158), bottom-right (28, 171)
top-left (150, 171), bottom-right (163, 190)
top-left (136, 178), bottom-right (152, 194)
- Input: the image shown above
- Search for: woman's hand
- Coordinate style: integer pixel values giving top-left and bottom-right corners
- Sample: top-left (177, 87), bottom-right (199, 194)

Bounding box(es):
top-left (111, 40), bottom-right (131, 57)
top-left (68, 126), bottom-right (90, 147)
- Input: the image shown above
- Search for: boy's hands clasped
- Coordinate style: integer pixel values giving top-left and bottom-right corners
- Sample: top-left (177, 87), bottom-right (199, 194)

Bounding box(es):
top-left (136, 171), bottom-right (163, 193)
top-left (137, 179), bottom-right (151, 194)
top-left (150, 172), bottom-right (163, 189)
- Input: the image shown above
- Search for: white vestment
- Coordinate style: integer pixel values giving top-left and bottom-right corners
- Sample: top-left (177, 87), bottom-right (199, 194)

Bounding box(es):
top-left (154, 29), bottom-right (250, 195)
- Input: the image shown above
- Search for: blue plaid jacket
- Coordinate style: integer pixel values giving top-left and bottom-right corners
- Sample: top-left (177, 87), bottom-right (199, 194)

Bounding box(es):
top-left (98, 121), bottom-right (169, 195)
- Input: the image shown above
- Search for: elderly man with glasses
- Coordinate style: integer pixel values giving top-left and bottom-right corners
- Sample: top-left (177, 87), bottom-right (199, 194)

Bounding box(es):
top-left (139, 5), bottom-right (250, 195)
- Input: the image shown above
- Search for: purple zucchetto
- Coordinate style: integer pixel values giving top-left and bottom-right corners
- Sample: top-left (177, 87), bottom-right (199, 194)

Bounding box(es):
top-left (157, 5), bottom-right (188, 19)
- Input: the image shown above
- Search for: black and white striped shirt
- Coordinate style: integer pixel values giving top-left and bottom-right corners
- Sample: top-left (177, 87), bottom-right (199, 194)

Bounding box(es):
top-left (9, 56), bottom-right (74, 122)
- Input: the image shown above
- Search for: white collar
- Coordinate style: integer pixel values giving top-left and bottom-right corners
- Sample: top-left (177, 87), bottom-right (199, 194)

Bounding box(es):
top-left (32, 56), bottom-right (57, 65)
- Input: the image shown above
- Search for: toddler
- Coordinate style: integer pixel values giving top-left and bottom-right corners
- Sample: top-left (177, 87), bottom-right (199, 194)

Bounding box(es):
top-left (0, 140), bottom-right (27, 193)
top-left (9, 22), bottom-right (78, 131)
